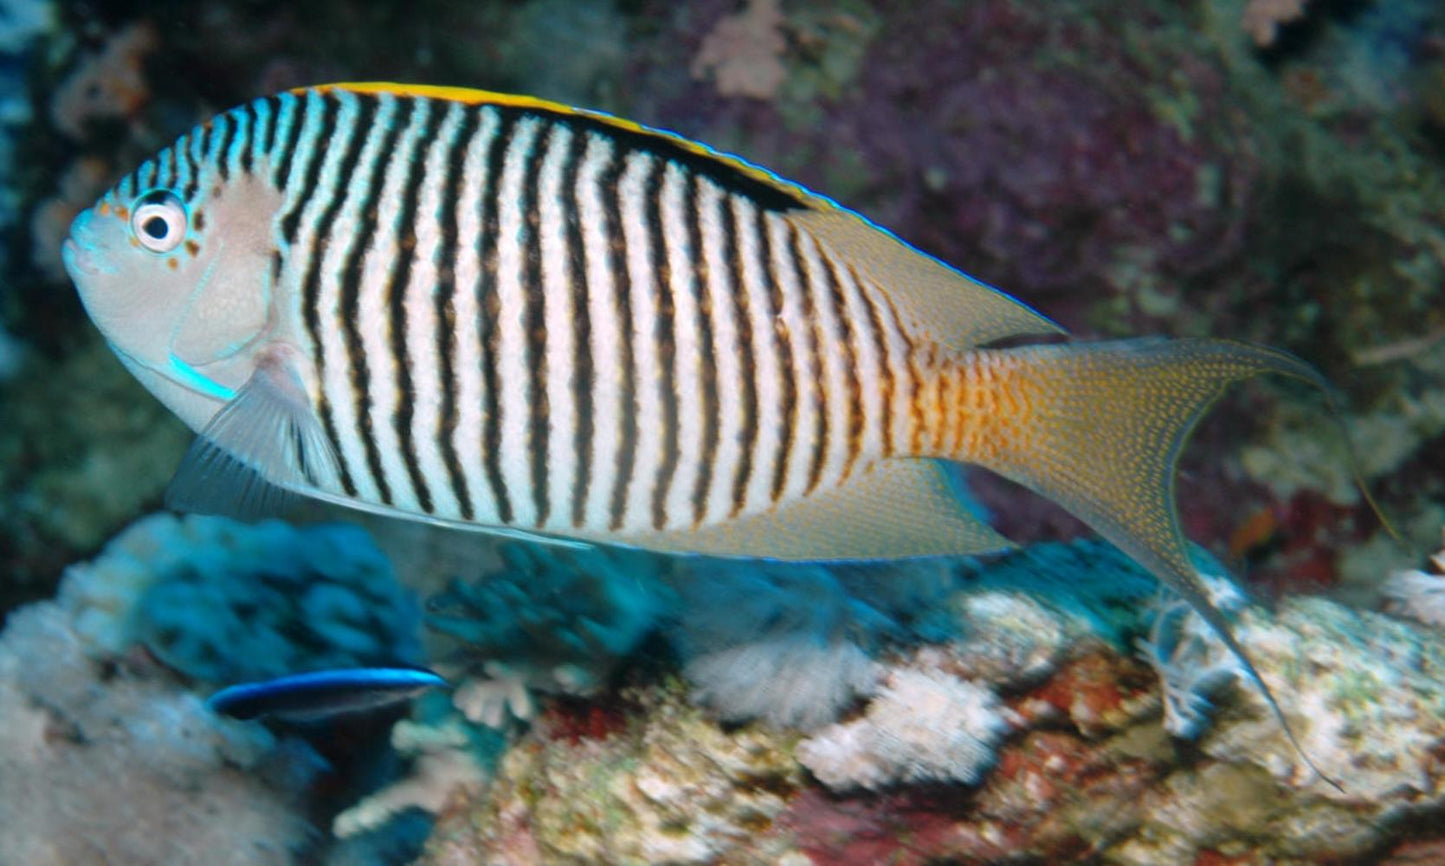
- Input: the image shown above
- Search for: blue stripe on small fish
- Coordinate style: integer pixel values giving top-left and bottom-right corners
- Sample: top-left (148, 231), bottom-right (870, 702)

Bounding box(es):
top-left (206, 667), bottom-right (446, 721)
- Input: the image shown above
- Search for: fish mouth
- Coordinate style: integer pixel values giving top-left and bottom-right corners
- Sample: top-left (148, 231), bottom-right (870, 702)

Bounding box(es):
top-left (61, 237), bottom-right (115, 278)
top-left (61, 238), bottom-right (91, 277)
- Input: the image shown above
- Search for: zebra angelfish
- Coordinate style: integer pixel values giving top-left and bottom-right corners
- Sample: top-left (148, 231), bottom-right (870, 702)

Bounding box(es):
top-left (65, 82), bottom-right (1347, 785)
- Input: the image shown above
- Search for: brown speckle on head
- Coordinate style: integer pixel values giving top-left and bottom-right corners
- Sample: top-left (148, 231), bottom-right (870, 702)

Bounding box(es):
top-left (193, 210), bottom-right (205, 231)
top-left (98, 201), bottom-right (111, 217)
top-left (166, 257), bottom-right (178, 270)
top-left (184, 240), bottom-right (200, 257)
top-left (115, 206), bottom-right (129, 220)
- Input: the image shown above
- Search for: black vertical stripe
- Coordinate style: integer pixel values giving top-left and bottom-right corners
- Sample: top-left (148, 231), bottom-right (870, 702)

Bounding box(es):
top-left (299, 93), bottom-right (370, 497)
top-left (791, 225), bottom-right (829, 495)
top-left (565, 131), bottom-right (594, 529)
top-left (341, 95), bottom-right (413, 504)
top-left (157, 141), bottom-right (177, 188)
top-left (523, 122), bottom-right (552, 527)
top-left (820, 250), bottom-right (863, 481)
top-left (273, 94), bottom-right (310, 194)
top-left (260, 95), bottom-right (283, 158)
top-left (182, 129), bottom-right (205, 200)
top-left (437, 106), bottom-right (478, 520)
top-left (879, 292), bottom-right (923, 456)
top-left (388, 99), bottom-right (443, 514)
top-left (479, 111), bottom-right (514, 524)
top-left (872, 289), bottom-right (919, 453)
top-left (601, 149), bottom-right (637, 531)
top-left (178, 132), bottom-right (200, 199)
top-left (646, 160), bottom-right (680, 530)
top-left (213, 112), bottom-right (236, 183)
top-left (687, 177), bottom-right (720, 526)
top-left (280, 93), bottom-right (338, 243)
top-left (725, 198), bottom-right (758, 518)
top-left (238, 100), bottom-right (257, 174)
top-left (760, 214), bottom-right (797, 503)
top-left (853, 268), bottom-right (895, 457)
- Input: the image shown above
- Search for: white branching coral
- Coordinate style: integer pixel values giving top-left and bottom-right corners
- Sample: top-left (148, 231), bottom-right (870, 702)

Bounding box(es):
top-left (1383, 570), bottom-right (1445, 629)
top-left (1382, 539), bottom-right (1445, 629)
top-left (450, 661), bottom-right (537, 728)
top-left (427, 543), bottom-right (665, 728)
top-left (796, 668), bottom-right (1017, 791)
top-left (1375, 534), bottom-right (1445, 630)
top-left (1135, 574), bottom-right (1248, 740)
top-left (665, 559), bottom-right (917, 731)
top-left (686, 635), bottom-right (880, 732)
top-left (334, 747), bottom-right (486, 838)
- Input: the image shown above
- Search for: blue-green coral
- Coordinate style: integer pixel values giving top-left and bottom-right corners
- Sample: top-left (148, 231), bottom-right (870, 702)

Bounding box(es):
top-left (63, 513), bottom-right (424, 685)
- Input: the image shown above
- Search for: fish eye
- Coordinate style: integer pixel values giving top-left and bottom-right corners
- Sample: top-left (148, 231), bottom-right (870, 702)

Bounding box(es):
top-left (130, 189), bottom-right (188, 254)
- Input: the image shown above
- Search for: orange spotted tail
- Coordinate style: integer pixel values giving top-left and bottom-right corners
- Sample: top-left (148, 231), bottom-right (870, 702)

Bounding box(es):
top-left (949, 337), bottom-right (1342, 789)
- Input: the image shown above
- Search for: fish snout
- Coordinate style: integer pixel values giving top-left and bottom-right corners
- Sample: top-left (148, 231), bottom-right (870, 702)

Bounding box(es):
top-left (61, 211), bottom-right (120, 278)
top-left (61, 237), bottom-right (95, 278)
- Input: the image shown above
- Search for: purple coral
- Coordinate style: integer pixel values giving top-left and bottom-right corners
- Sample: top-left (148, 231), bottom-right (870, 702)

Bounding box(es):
top-left (633, 0), bottom-right (1256, 329)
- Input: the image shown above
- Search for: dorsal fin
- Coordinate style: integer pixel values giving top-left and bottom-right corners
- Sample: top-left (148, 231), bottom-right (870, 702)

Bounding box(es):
top-left (790, 209), bottom-right (1064, 352)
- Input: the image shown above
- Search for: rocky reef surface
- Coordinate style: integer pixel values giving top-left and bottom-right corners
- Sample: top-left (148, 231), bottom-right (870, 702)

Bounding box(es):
top-left (5, 515), bottom-right (1444, 864)
top-left (411, 541), bottom-right (1445, 866)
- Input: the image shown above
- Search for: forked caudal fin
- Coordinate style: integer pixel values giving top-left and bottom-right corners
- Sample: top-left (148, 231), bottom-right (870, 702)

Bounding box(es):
top-left (960, 337), bottom-right (1348, 790)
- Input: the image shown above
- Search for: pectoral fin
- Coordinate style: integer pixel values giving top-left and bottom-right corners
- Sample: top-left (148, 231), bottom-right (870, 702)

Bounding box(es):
top-left (166, 351), bottom-right (341, 521)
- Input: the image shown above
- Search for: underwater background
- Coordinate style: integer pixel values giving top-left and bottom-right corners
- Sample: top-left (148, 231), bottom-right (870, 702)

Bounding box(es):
top-left (3, 0), bottom-right (1445, 863)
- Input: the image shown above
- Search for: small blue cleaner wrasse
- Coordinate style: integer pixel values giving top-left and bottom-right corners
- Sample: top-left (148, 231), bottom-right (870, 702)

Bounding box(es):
top-left (206, 667), bottom-right (446, 722)
top-left (64, 82), bottom-right (1347, 785)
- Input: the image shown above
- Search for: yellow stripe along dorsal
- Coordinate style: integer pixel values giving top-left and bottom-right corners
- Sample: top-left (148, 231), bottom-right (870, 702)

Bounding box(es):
top-left (305, 82), bottom-right (831, 214)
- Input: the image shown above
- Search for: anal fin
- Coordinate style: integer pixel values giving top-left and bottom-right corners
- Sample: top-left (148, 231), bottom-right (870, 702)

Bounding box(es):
top-left (609, 459), bottom-right (1013, 561)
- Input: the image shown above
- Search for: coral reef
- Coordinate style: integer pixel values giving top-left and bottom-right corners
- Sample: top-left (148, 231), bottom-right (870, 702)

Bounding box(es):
top-left (663, 558), bottom-right (908, 731)
top-left (0, 337), bottom-right (191, 601)
top-left (1242, 0), bottom-right (1312, 47)
top-left (414, 540), bottom-right (1445, 864)
top-left (62, 512), bottom-right (424, 685)
top-left (426, 542), bottom-right (666, 726)
top-left (0, 595), bottom-right (315, 865)
top-left (1135, 573), bottom-right (1249, 740)
top-left (334, 700), bottom-right (495, 840)
top-left (419, 678), bottom-right (806, 866)
top-left (0, 0), bottom-right (55, 378)
top-left (48, 21), bottom-right (157, 140)
top-left (4, 508), bottom-right (464, 863)
top-left (797, 668), bottom-right (1018, 790)
top-left (1385, 570), bottom-right (1445, 630)
top-left (691, 0), bottom-right (787, 100)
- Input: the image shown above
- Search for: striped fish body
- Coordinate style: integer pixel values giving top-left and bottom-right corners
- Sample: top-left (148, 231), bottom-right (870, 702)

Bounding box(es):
top-left (76, 83), bottom-right (1040, 556)
top-left (64, 82), bottom-right (1359, 784)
